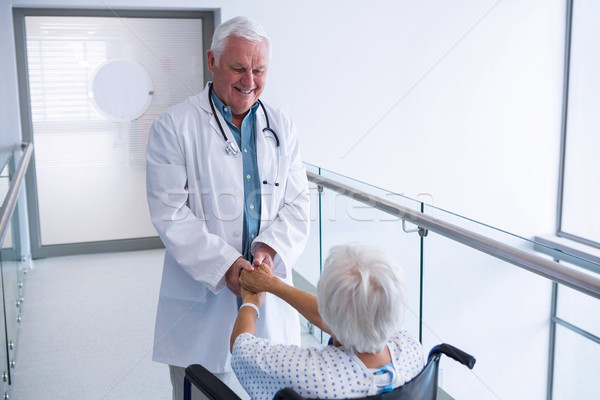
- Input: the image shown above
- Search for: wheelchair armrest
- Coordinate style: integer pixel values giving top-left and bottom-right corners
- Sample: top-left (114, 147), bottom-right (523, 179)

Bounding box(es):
top-left (185, 364), bottom-right (242, 400)
top-left (274, 388), bottom-right (306, 400)
top-left (428, 344), bottom-right (476, 369)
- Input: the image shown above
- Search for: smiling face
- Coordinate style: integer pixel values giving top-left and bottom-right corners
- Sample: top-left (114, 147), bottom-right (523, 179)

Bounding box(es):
top-left (207, 36), bottom-right (269, 121)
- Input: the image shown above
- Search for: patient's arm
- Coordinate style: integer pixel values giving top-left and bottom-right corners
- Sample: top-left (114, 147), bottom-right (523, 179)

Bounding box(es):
top-left (240, 264), bottom-right (332, 336)
top-left (230, 287), bottom-right (265, 353)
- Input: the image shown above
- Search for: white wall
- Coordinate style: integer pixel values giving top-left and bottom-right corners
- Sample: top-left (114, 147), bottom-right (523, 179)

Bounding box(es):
top-left (0, 1), bottom-right (567, 399)
top-left (1, 0), bottom-right (565, 238)
top-left (0, 1), bottom-right (22, 157)
top-left (259, 0), bottom-right (565, 239)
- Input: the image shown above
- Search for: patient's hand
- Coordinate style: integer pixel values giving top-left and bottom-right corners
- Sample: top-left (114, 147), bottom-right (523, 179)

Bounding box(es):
top-left (241, 286), bottom-right (265, 308)
top-left (240, 263), bottom-right (275, 294)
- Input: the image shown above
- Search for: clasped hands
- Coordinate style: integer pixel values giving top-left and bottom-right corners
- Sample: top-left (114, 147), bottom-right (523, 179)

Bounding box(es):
top-left (225, 244), bottom-right (276, 300)
top-left (238, 263), bottom-right (274, 309)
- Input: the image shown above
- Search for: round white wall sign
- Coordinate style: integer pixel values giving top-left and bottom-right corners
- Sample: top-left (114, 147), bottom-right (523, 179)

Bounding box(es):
top-left (90, 59), bottom-right (153, 122)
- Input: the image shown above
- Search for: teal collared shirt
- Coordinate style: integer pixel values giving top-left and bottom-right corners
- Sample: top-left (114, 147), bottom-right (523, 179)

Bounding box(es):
top-left (211, 90), bottom-right (261, 263)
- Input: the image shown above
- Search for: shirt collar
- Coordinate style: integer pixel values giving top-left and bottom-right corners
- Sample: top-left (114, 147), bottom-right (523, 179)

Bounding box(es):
top-left (210, 84), bottom-right (259, 124)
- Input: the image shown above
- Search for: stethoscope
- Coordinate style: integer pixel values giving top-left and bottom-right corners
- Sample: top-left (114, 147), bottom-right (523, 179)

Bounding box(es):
top-left (208, 84), bottom-right (280, 186)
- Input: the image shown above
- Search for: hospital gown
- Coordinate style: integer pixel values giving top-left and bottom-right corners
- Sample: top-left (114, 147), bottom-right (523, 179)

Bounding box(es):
top-left (232, 330), bottom-right (424, 400)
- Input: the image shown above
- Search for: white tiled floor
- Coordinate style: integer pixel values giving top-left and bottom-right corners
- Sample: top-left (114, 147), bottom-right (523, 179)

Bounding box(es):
top-left (11, 249), bottom-right (170, 400)
top-left (11, 249), bottom-right (320, 400)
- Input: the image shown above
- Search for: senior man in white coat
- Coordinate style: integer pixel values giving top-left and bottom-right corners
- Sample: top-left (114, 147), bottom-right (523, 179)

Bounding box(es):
top-left (146, 16), bottom-right (310, 399)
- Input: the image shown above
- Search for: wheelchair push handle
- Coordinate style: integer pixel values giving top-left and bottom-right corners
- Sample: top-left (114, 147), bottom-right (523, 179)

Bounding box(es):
top-left (428, 343), bottom-right (476, 369)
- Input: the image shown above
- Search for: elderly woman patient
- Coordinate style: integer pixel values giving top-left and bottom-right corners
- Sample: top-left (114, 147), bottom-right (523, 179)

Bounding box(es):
top-left (230, 244), bottom-right (424, 399)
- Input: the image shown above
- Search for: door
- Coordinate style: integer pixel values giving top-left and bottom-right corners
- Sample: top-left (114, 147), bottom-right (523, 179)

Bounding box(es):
top-left (13, 8), bottom-right (215, 258)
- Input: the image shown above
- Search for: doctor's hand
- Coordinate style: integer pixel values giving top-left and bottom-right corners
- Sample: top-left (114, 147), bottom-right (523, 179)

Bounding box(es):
top-left (226, 257), bottom-right (254, 297)
top-left (253, 244), bottom-right (276, 272)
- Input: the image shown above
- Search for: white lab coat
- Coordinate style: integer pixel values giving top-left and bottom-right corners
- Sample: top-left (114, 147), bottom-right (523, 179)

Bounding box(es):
top-left (146, 83), bottom-right (310, 371)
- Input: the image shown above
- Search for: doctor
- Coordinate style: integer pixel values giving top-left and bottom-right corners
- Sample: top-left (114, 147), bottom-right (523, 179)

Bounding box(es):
top-left (146, 16), bottom-right (310, 399)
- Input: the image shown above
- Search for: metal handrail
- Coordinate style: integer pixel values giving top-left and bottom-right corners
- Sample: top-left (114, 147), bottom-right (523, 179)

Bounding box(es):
top-left (0, 143), bottom-right (33, 246)
top-left (307, 171), bottom-right (600, 300)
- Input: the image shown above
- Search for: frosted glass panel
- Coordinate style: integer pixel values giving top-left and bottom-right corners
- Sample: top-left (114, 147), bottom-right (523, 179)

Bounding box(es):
top-left (553, 325), bottom-right (600, 399)
top-left (293, 180), bottom-right (322, 288)
top-left (24, 16), bottom-right (205, 245)
top-left (422, 230), bottom-right (552, 400)
top-left (561, 0), bottom-right (600, 244)
top-left (557, 281), bottom-right (600, 339)
top-left (316, 168), bottom-right (424, 341)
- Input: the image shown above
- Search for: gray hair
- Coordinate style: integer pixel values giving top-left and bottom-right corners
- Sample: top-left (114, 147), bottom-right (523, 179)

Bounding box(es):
top-left (210, 16), bottom-right (271, 65)
top-left (317, 244), bottom-right (407, 354)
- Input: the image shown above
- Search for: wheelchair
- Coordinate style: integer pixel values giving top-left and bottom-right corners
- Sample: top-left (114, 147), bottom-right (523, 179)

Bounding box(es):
top-left (184, 343), bottom-right (475, 400)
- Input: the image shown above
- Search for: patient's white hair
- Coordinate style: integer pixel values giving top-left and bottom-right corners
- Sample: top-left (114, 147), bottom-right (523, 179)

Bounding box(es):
top-left (210, 16), bottom-right (271, 65)
top-left (317, 244), bottom-right (406, 354)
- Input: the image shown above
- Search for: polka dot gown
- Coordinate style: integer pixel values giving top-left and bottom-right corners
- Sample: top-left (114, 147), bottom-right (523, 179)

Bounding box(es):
top-left (231, 330), bottom-right (424, 400)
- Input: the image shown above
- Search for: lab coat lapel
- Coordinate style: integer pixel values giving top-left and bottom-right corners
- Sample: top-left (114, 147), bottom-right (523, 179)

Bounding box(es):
top-left (198, 82), bottom-right (235, 144)
top-left (255, 101), bottom-right (279, 225)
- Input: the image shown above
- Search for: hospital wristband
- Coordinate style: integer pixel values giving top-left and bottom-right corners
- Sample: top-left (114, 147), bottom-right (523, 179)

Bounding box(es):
top-left (239, 303), bottom-right (260, 319)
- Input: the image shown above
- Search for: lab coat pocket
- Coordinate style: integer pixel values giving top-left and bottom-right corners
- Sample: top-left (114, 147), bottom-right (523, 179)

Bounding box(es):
top-left (260, 154), bottom-right (290, 224)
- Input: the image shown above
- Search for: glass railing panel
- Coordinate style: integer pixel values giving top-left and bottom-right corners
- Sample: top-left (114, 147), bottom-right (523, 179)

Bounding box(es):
top-left (294, 164), bottom-right (322, 289)
top-left (0, 156), bottom-right (16, 389)
top-left (552, 323), bottom-right (600, 398)
top-left (300, 164), bottom-right (427, 344)
top-left (552, 264), bottom-right (600, 400)
top-left (298, 164), bottom-right (600, 398)
top-left (422, 202), bottom-right (533, 245)
top-left (293, 180), bottom-right (321, 288)
top-left (293, 175), bottom-right (322, 343)
top-left (0, 253), bottom-right (9, 395)
top-left (556, 277), bottom-right (600, 339)
top-left (421, 228), bottom-right (553, 400)
top-left (0, 247), bottom-right (19, 385)
top-left (317, 184), bottom-right (423, 344)
top-left (309, 163), bottom-right (425, 216)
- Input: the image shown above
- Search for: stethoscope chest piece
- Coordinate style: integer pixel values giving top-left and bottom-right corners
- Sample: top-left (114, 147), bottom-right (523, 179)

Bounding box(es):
top-left (225, 140), bottom-right (239, 156)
